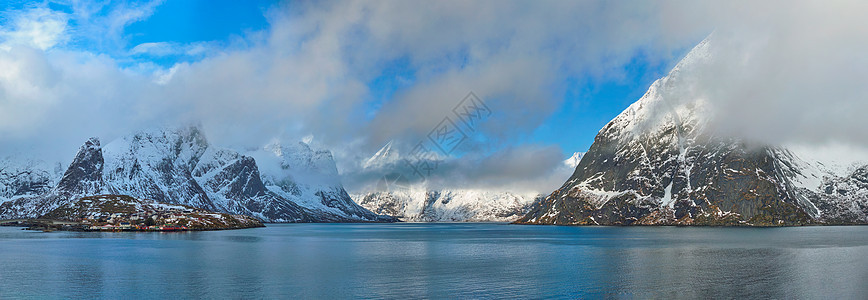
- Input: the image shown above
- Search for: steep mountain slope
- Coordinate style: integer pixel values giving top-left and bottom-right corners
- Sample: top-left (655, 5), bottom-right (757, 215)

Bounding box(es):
top-left (351, 142), bottom-right (541, 222)
top-left (0, 127), bottom-right (390, 222)
top-left (516, 39), bottom-right (868, 226)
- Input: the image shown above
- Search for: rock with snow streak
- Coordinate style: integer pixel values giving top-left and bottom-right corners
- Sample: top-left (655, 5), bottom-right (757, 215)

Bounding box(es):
top-left (515, 38), bottom-right (867, 226)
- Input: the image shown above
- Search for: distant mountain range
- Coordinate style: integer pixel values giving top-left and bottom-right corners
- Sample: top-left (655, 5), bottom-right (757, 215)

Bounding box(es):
top-left (0, 126), bottom-right (393, 223)
top-left (516, 38), bottom-right (868, 226)
top-left (356, 189), bottom-right (541, 222)
top-left (351, 141), bottom-right (544, 222)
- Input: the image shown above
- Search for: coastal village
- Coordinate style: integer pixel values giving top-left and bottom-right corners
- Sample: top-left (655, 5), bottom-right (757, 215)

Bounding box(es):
top-left (81, 206), bottom-right (200, 231)
top-left (30, 195), bottom-right (264, 231)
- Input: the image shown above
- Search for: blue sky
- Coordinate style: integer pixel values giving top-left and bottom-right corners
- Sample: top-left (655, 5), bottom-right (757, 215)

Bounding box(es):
top-left (126, 0), bottom-right (274, 44)
top-left (123, 0), bottom-right (275, 65)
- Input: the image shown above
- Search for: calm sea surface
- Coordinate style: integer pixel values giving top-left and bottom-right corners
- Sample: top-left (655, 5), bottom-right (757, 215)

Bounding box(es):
top-left (0, 223), bottom-right (865, 299)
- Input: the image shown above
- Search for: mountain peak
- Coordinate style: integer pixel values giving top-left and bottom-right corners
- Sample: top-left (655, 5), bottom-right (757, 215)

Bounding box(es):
top-left (363, 140), bottom-right (400, 169)
top-left (55, 137), bottom-right (107, 195)
top-left (85, 137), bottom-right (100, 148)
top-left (563, 152), bottom-right (584, 169)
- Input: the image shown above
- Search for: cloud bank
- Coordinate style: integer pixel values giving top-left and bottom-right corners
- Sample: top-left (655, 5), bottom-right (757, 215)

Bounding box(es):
top-left (697, 1), bottom-right (868, 148)
top-left (1, 1), bottom-right (866, 193)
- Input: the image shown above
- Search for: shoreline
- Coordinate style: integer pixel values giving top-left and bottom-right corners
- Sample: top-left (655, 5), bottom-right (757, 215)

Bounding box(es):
top-left (0, 219), bottom-right (265, 232)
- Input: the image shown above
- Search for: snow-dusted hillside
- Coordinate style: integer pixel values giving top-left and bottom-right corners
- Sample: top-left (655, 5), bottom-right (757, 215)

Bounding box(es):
top-left (0, 126), bottom-right (391, 222)
top-left (516, 37), bottom-right (868, 226)
top-left (351, 142), bottom-right (541, 222)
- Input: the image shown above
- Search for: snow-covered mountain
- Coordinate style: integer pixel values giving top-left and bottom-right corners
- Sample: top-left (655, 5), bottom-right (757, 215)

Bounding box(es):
top-left (0, 126), bottom-right (392, 222)
top-left (351, 142), bottom-right (541, 222)
top-left (516, 38), bottom-right (868, 226)
top-left (103, 127), bottom-right (216, 211)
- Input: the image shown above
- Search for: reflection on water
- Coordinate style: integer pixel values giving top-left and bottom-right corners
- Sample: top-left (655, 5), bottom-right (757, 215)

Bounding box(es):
top-left (0, 224), bottom-right (865, 298)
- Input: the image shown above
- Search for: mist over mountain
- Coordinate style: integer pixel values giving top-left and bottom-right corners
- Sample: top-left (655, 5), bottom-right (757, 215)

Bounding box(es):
top-left (347, 141), bottom-right (547, 222)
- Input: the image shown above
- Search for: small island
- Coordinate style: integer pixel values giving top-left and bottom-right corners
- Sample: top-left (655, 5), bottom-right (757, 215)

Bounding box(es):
top-left (3, 195), bottom-right (264, 232)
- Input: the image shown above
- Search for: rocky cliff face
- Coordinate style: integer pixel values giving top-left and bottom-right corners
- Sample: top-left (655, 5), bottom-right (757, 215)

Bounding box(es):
top-left (516, 39), bottom-right (868, 226)
top-left (0, 127), bottom-right (391, 222)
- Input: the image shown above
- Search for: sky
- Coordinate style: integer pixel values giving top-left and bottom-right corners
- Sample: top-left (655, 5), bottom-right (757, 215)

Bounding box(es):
top-left (1, 0), bottom-right (867, 194)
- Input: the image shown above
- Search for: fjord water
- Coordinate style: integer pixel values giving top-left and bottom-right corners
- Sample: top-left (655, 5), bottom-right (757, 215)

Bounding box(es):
top-left (0, 224), bottom-right (865, 299)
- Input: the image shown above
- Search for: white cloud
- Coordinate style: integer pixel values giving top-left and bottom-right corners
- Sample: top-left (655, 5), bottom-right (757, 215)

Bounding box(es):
top-left (0, 7), bottom-right (68, 50)
top-left (648, 1), bottom-right (868, 148)
top-left (130, 41), bottom-right (215, 57)
top-left (129, 42), bottom-right (175, 56)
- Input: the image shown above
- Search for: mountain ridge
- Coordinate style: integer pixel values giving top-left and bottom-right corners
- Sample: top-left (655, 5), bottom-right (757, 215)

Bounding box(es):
top-left (0, 127), bottom-right (393, 223)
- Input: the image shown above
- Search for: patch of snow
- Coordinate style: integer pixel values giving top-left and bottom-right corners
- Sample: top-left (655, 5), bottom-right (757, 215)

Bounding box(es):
top-left (661, 181), bottom-right (674, 209)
